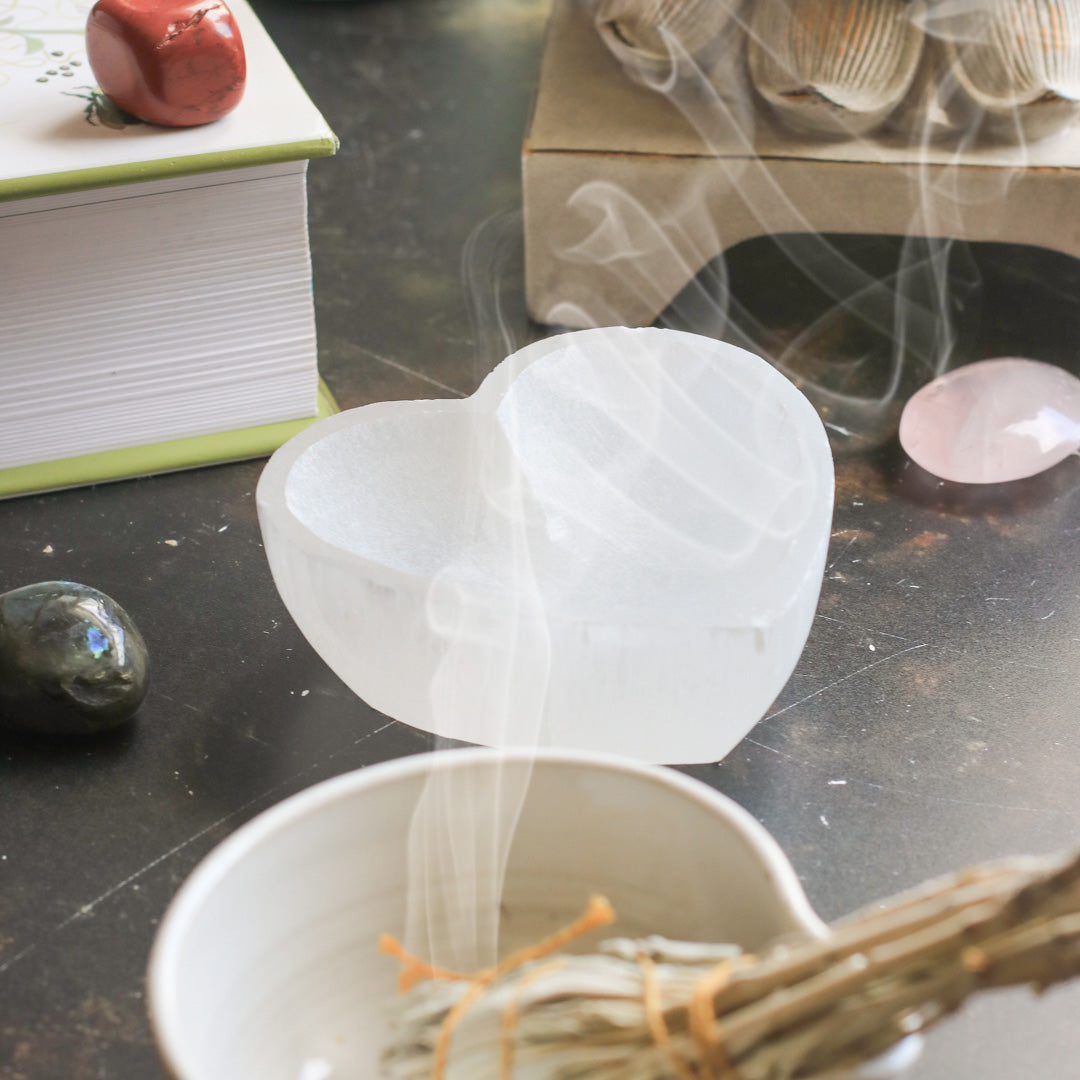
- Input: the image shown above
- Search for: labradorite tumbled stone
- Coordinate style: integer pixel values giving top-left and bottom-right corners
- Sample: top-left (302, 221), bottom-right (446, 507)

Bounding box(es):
top-left (0, 582), bottom-right (149, 735)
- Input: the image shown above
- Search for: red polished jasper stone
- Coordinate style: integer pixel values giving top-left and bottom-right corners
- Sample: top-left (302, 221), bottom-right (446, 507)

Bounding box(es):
top-left (86, 0), bottom-right (246, 127)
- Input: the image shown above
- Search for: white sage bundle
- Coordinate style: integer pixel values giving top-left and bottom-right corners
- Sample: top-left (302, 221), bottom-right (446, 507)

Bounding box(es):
top-left (382, 848), bottom-right (1080, 1080)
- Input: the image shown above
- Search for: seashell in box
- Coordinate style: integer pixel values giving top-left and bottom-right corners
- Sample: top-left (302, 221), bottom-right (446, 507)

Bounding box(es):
top-left (589, 0), bottom-right (748, 91)
top-left (590, 0), bottom-right (743, 61)
top-left (747, 0), bottom-right (927, 137)
top-left (940, 0), bottom-right (1080, 141)
top-left (589, 0), bottom-right (1080, 143)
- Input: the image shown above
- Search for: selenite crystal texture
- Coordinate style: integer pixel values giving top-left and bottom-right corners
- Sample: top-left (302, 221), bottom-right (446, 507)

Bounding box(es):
top-left (256, 327), bottom-right (835, 764)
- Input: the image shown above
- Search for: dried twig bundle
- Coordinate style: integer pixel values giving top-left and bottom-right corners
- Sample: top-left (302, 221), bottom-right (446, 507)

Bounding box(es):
top-left (381, 848), bottom-right (1080, 1080)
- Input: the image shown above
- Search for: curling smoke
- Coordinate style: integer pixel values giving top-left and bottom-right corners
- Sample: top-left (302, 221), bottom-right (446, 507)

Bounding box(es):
top-left (563, 0), bottom-right (1079, 443)
top-left (401, 0), bottom-right (1079, 973)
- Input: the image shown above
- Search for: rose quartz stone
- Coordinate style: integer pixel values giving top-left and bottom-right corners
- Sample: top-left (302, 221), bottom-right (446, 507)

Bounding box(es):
top-left (899, 358), bottom-right (1080, 484)
top-left (86, 0), bottom-right (246, 128)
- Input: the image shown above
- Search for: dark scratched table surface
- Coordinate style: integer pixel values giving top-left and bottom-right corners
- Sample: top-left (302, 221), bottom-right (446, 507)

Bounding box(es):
top-left (3, 1), bottom-right (1080, 1077)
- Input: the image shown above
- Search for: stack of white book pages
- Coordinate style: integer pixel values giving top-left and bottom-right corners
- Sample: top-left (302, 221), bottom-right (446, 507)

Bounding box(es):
top-left (0, 0), bottom-right (338, 497)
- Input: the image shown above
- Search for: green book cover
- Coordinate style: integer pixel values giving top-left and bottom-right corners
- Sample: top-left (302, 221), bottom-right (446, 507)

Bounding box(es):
top-left (0, 381), bottom-right (339, 499)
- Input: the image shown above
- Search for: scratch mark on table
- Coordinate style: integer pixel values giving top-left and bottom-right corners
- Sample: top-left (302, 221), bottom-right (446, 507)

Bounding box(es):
top-left (53, 816), bottom-right (241, 932)
top-left (827, 533), bottom-right (859, 571)
top-left (0, 719), bottom-right (400, 980)
top-left (156, 693), bottom-right (273, 746)
top-left (743, 738), bottom-right (1077, 817)
top-left (765, 642), bottom-right (929, 720)
top-left (813, 615), bottom-right (1055, 673)
top-left (0, 943), bottom-right (36, 976)
top-left (353, 343), bottom-right (467, 397)
top-left (813, 614), bottom-right (914, 642)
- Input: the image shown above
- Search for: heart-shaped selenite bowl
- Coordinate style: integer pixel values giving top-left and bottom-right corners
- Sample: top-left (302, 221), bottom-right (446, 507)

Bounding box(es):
top-left (257, 327), bottom-right (834, 763)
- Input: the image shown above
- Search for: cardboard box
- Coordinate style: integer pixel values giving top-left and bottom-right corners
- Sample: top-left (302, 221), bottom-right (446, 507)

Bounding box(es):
top-left (524, 0), bottom-right (1080, 328)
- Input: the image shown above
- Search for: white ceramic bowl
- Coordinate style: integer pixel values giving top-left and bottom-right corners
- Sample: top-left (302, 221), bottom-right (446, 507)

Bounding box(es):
top-left (148, 749), bottom-right (829, 1080)
top-left (257, 327), bottom-right (834, 763)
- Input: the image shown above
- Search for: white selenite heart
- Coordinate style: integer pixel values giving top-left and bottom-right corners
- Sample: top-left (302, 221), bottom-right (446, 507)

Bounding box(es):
top-left (256, 327), bottom-right (834, 764)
